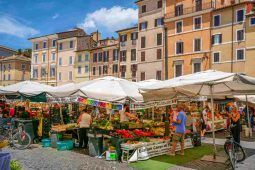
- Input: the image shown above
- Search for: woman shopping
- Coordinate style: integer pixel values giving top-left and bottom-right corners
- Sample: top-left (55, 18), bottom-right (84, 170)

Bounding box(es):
top-left (230, 106), bottom-right (241, 144)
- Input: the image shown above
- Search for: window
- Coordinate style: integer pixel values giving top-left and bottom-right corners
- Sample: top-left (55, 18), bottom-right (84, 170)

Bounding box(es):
top-left (50, 65), bottom-right (56, 77)
top-left (42, 53), bottom-right (46, 63)
top-left (43, 41), bottom-right (47, 49)
top-left (70, 40), bottom-right (74, 48)
top-left (85, 53), bottom-right (89, 61)
top-left (51, 53), bottom-right (56, 61)
top-left (78, 66), bottom-right (82, 74)
top-left (103, 65), bottom-right (108, 74)
top-left (69, 71), bottom-right (73, 80)
top-left (250, 17), bottom-right (255, 26)
top-left (141, 72), bottom-right (145, 81)
top-left (157, 0), bottom-right (162, 8)
top-left (193, 62), bottom-right (201, 73)
top-left (212, 34), bottom-right (222, 45)
top-left (195, 0), bottom-right (202, 11)
top-left (78, 55), bottom-right (82, 62)
top-left (176, 21), bottom-right (183, 33)
top-left (112, 64), bottom-right (118, 73)
top-left (156, 71), bottom-right (162, 80)
top-left (236, 9), bottom-right (244, 22)
top-left (141, 36), bottom-right (146, 48)
top-left (175, 64), bottom-right (183, 77)
top-left (98, 52), bottom-right (103, 62)
top-left (69, 56), bottom-right (73, 65)
top-left (120, 35), bottom-right (127, 42)
top-left (213, 52), bottom-right (220, 63)
top-left (93, 53), bottom-right (97, 62)
top-left (98, 66), bottom-right (102, 75)
top-left (155, 18), bottom-right (164, 27)
top-left (131, 32), bottom-right (138, 40)
top-left (194, 16), bottom-right (202, 30)
top-left (58, 72), bottom-right (62, 81)
top-left (8, 64), bottom-right (11, 70)
top-left (157, 49), bottom-right (162, 59)
top-left (236, 49), bottom-right (245, 61)
top-left (52, 39), bottom-right (56, 47)
top-left (59, 57), bottom-right (62, 66)
top-left (34, 55), bottom-right (38, 63)
top-left (213, 15), bottom-right (221, 27)
top-left (141, 51), bottom-right (146, 61)
top-left (41, 67), bottom-right (46, 77)
top-left (103, 51), bottom-right (109, 62)
top-left (59, 43), bottom-right (63, 50)
top-left (3, 75), bottom-right (5, 81)
top-left (120, 51), bottom-right (127, 62)
top-left (139, 22), bottom-right (148, 30)
top-left (142, 5), bottom-right (146, 13)
top-left (21, 64), bottom-right (26, 70)
top-left (85, 65), bottom-right (89, 73)
top-left (175, 4), bottom-right (183, 16)
top-left (113, 49), bottom-right (119, 61)
top-left (176, 42), bottom-right (184, 54)
top-left (33, 68), bottom-right (38, 78)
top-left (120, 66), bottom-right (126, 78)
top-left (92, 67), bottom-right (96, 75)
top-left (194, 38), bottom-right (201, 52)
top-left (237, 29), bottom-right (244, 41)
top-left (8, 74), bottom-right (11, 81)
top-left (35, 43), bottom-right (39, 50)
top-left (157, 33), bottom-right (162, 46)
top-left (131, 49), bottom-right (136, 61)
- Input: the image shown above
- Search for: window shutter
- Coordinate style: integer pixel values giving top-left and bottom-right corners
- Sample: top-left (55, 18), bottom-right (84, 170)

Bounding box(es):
top-left (155, 19), bottom-right (157, 27)
top-left (212, 35), bottom-right (215, 45)
top-left (139, 23), bottom-right (142, 30)
top-left (219, 34), bottom-right (222, 43)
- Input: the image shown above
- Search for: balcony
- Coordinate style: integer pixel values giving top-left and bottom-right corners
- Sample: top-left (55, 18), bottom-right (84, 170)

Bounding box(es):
top-left (166, 2), bottom-right (215, 19)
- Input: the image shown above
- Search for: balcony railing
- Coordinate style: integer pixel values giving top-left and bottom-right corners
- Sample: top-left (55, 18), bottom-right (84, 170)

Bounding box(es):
top-left (166, 2), bottom-right (215, 19)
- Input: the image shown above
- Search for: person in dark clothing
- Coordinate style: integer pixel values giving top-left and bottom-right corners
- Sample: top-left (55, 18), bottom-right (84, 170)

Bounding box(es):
top-left (230, 107), bottom-right (241, 144)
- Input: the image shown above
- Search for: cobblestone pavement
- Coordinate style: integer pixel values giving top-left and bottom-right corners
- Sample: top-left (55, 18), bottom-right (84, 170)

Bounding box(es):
top-left (3, 145), bottom-right (133, 170)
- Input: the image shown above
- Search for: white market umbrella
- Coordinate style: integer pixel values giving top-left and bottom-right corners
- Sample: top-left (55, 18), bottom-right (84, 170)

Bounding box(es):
top-left (79, 76), bottom-right (143, 103)
top-left (141, 70), bottom-right (255, 158)
top-left (0, 81), bottom-right (54, 96)
top-left (136, 79), bottom-right (162, 88)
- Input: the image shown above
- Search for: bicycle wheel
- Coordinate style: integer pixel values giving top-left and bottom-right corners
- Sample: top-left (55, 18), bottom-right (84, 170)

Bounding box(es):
top-left (234, 142), bottom-right (246, 163)
top-left (224, 142), bottom-right (235, 170)
top-left (12, 131), bottom-right (31, 150)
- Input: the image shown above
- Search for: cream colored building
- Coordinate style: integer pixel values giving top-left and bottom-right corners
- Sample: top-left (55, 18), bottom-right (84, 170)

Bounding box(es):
top-left (211, 1), bottom-right (255, 76)
top-left (0, 55), bottom-right (31, 86)
top-left (117, 26), bottom-right (138, 81)
top-left (29, 28), bottom-right (92, 86)
top-left (136, 0), bottom-right (165, 81)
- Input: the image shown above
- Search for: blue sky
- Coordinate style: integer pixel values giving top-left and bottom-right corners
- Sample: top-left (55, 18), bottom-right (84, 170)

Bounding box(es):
top-left (0, 0), bottom-right (138, 49)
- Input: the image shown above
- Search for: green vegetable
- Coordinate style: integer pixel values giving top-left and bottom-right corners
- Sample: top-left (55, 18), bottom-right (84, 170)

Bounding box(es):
top-left (10, 160), bottom-right (22, 170)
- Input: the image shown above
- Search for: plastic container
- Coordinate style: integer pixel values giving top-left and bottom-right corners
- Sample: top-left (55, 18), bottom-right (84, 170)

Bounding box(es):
top-left (42, 139), bottom-right (51, 147)
top-left (56, 141), bottom-right (67, 151)
top-left (65, 140), bottom-right (74, 150)
top-left (106, 151), bottom-right (117, 161)
top-left (0, 152), bottom-right (11, 170)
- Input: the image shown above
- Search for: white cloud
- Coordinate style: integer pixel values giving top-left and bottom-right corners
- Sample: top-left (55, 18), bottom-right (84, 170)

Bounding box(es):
top-left (78, 6), bottom-right (138, 33)
top-left (52, 13), bottom-right (59, 20)
top-left (0, 16), bottom-right (39, 38)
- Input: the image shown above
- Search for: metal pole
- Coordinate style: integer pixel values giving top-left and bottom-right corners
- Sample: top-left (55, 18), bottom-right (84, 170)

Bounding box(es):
top-left (246, 95), bottom-right (252, 138)
top-left (210, 85), bottom-right (217, 159)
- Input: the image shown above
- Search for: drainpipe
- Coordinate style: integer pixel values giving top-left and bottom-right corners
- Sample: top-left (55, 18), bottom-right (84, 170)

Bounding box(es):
top-left (231, 5), bottom-right (234, 73)
top-left (164, 27), bottom-right (168, 80)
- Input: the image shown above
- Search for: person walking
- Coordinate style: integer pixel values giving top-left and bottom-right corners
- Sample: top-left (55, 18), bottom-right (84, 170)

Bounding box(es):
top-left (77, 108), bottom-right (92, 149)
top-left (230, 106), bottom-right (241, 144)
top-left (170, 104), bottom-right (187, 156)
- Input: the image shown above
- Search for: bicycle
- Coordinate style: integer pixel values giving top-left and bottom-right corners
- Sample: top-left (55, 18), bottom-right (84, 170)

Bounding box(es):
top-left (1, 122), bottom-right (32, 150)
top-left (224, 124), bottom-right (246, 170)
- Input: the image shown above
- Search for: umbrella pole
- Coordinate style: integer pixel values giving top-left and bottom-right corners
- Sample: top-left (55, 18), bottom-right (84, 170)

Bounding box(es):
top-left (210, 85), bottom-right (217, 159)
top-left (246, 95), bottom-right (252, 138)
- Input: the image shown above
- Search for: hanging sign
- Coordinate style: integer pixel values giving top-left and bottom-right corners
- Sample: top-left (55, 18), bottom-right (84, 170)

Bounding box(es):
top-left (47, 96), bottom-right (79, 103)
top-left (130, 98), bottom-right (177, 110)
top-left (77, 97), bottom-right (123, 111)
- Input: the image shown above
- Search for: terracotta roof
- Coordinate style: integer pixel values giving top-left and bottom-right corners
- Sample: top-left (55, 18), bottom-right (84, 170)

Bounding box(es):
top-left (0, 45), bottom-right (17, 53)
